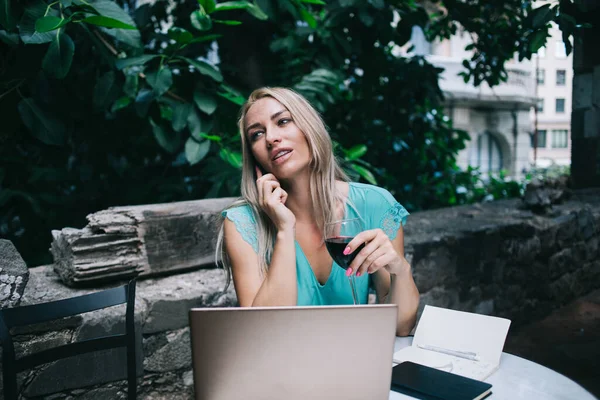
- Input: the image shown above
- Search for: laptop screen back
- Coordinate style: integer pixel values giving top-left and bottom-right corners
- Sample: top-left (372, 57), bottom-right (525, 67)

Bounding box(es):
top-left (189, 305), bottom-right (397, 400)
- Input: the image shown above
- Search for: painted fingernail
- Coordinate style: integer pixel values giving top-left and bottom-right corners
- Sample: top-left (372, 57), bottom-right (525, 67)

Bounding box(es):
top-left (346, 268), bottom-right (352, 277)
top-left (343, 247), bottom-right (351, 255)
top-left (356, 272), bottom-right (362, 277)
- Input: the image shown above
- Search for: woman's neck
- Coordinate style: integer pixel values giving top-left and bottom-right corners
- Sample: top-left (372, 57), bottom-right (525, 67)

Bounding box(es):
top-left (280, 172), bottom-right (315, 224)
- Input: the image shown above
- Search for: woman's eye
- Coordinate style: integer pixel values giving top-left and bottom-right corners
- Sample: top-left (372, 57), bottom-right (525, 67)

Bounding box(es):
top-left (278, 118), bottom-right (291, 126)
top-left (250, 131), bottom-right (264, 140)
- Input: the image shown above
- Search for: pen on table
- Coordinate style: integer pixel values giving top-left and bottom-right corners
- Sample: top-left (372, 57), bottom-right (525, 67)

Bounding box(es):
top-left (417, 344), bottom-right (480, 361)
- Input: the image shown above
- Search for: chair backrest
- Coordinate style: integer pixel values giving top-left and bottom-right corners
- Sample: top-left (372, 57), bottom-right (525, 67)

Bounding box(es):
top-left (0, 279), bottom-right (137, 400)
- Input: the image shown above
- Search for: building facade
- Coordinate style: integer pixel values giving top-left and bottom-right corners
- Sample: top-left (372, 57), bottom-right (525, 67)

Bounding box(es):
top-left (531, 22), bottom-right (574, 168)
top-left (410, 27), bottom-right (537, 178)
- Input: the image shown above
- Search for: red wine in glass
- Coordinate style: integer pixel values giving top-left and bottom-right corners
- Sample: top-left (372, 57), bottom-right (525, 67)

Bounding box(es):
top-left (325, 237), bottom-right (365, 270)
top-left (324, 218), bottom-right (365, 305)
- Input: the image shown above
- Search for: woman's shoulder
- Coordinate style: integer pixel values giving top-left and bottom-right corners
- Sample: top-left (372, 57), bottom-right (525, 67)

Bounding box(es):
top-left (348, 182), bottom-right (397, 205)
top-left (222, 202), bottom-right (255, 221)
top-left (222, 202), bottom-right (259, 252)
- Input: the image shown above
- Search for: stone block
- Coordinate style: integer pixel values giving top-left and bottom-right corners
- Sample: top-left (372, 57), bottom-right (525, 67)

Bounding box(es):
top-left (474, 299), bottom-right (495, 316)
top-left (548, 248), bottom-right (575, 280)
top-left (546, 273), bottom-right (576, 306)
top-left (79, 386), bottom-right (125, 400)
top-left (13, 330), bottom-right (72, 359)
top-left (144, 328), bottom-right (191, 372)
top-left (140, 269), bottom-right (236, 335)
top-left (586, 236), bottom-right (599, 260)
top-left (22, 305), bottom-right (145, 397)
top-left (0, 239), bottom-right (30, 308)
top-left (573, 73), bottom-right (593, 110)
top-left (554, 212), bottom-right (580, 247)
top-left (584, 107), bottom-right (600, 138)
top-left (417, 287), bottom-right (459, 318)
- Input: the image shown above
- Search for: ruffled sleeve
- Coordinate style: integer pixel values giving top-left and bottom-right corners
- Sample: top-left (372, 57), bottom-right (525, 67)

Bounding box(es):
top-left (222, 205), bottom-right (259, 253)
top-left (367, 187), bottom-right (409, 240)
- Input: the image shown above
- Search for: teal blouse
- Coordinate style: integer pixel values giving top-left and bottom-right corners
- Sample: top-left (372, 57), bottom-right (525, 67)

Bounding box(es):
top-left (222, 182), bottom-right (409, 306)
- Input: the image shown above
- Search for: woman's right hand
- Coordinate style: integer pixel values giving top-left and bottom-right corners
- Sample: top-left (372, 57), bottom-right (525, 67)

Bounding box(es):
top-left (256, 167), bottom-right (296, 232)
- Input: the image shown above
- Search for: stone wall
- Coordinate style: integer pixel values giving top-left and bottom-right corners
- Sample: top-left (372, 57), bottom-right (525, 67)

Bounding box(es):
top-left (1, 190), bottom-right (599, 399)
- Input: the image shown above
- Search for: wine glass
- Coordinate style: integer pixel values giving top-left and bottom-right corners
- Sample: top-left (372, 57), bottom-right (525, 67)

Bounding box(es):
top-left (324, 218), bottom-right (365, 305)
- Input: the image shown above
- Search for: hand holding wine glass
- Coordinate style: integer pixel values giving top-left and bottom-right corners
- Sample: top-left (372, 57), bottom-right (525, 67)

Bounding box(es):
top-left (343, 228), bottom-right (410, 277)
top-left (324, 218), bottom-right (365, 305)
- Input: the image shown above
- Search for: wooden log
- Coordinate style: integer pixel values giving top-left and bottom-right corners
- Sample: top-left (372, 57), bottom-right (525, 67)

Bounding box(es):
top-left (50, 198), bottom-right (236, 286)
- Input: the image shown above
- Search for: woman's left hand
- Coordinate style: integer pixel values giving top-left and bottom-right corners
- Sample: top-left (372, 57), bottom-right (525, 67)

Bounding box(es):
top-left (343, 229), bottom-right (409, 277)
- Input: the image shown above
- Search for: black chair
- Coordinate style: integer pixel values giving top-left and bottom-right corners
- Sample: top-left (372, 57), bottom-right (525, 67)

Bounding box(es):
top-left (0, 279), bottom-right (137, 400)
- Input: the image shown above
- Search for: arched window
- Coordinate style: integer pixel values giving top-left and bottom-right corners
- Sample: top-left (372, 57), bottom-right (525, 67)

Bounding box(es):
top-left (468, 131), bottom-right (504, 173)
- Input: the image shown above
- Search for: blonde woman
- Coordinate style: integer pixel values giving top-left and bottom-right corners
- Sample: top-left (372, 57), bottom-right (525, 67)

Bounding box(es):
top-left (217, 87), bottom-right (419, 336)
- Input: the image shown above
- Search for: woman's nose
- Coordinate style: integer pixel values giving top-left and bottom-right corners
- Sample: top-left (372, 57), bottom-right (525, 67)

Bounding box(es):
top-left (265, 129), bottom-right (282, 147)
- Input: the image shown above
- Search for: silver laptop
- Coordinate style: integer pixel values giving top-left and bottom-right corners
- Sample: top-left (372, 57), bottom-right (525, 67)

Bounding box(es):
top-left (189, 305), bottom-right (397, 400)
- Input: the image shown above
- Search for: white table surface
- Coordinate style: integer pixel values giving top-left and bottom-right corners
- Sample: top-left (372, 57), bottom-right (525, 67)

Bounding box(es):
top-left (389, 337), bottom-right (597, 400)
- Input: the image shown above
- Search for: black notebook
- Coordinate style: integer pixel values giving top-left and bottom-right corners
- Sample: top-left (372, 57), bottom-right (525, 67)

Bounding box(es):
top-left (391, 361), bottom-right (493, 400)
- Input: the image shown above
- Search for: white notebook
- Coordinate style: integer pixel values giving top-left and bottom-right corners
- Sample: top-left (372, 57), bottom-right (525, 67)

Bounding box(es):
top-left (393, 305), bottom-right (511, 381)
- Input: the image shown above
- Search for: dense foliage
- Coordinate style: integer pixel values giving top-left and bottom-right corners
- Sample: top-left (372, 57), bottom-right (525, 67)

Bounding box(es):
top-left (0, 0), bottom-right (590, 265)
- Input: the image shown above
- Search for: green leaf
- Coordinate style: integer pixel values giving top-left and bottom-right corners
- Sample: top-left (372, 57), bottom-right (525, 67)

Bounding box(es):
top-left (150, 119), bottom-right (180, 154)
top-left (42, 30), bottom-right (75, 79)
top-left (529, 30), bottom-right (549, 54)
top-left (187, 109), bottom-right (204, 139)
top-left (185, 137), bottom-right (211, 165)
top-left (255, 0), bottom-right (276, 20)
top-left (35, 16), bottom-right (70, 32)
top-left (247, 3), bottom-right (268, 20)
top-left (180, 57), bottom-right (223, 82)
top-left (300, 0), bottom-right (326, 4)
top-left (190, 7), bottom-right (212, 31)
top-left (198, 0), bottom-right (216, 13)
top-left (134, 89), bottom-right (155, 117)
top-left (17, 98), bottom-right (66, 146)
top-left (298, 5), bottom-right (316, 28)
top-left (19, 0), bottom-right (58, 44)
top-left (111, 96), bottom-right (132, 112)
top-left (93, 71), bottom-right (119, 109)
top-left (0, 29), bottom-right (20, 46)
top-left (531, 4), bottom-right (554, 29)
top-left (351, 164), bottom-right (377, 185)
top-left (168, 27), bottom-right (193, 44)
top-left (83, 15), bottom-right (137, 29)
top-left (214, 19), bottom-right (242, 25)
top-left (193, 90), bottom-right (217, 115)
top-left (91, 0), bottom-right (142, 48)
top-left (562, 33), bottom-right (573, 56)
top-left (217, 83), bottom-right (245, 105)
top-left (345, 144), bottom-right (367, 161)
top-left (115, 54), bottom-right (159, 69)
top-left (213, 1), bottom-right (252, 12)
top-left (160, 104), bottom-right (173, 121)
top-left (219, 148), bottom-right (243, 168)
top-left (188, 33), bottom-right (222, 43)
top-left (172, 103), bottom-right (191, 132)
top-left (146, 67), bottom-right (173, 96)
top-left (0, 0), bottom-right (18, 30)
top-left (200, 133), bottom-right (221, 142)
top-left (123, 73), bottom-right (139, 97)
top-left (367, 0), bottom-right (384, 10)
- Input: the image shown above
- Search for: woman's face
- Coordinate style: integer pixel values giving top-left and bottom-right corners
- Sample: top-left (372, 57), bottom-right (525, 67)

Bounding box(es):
top-left (244, 97), bottom-right (311, 180)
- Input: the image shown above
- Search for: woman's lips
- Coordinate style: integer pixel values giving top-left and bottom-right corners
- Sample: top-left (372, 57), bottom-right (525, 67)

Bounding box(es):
top-left (272, 150), bottom-right (293, 165)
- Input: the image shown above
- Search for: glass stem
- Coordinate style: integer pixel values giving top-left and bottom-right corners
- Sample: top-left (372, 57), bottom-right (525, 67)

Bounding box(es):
top-left (348, 275), bottom-right (359, 305)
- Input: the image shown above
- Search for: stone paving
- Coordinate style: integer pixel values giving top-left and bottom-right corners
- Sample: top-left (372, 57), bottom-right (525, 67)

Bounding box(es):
top-left (504, 289), bottom-right (600, 398)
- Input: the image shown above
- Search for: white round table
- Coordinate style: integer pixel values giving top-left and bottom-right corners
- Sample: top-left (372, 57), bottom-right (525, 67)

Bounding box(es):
top-left (389, 337), bottom-right (597, 400)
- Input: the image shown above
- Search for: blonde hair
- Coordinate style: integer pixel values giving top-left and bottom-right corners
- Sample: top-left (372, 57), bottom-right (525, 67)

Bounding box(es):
top-left (216, 87), bottom-right (349, 289)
